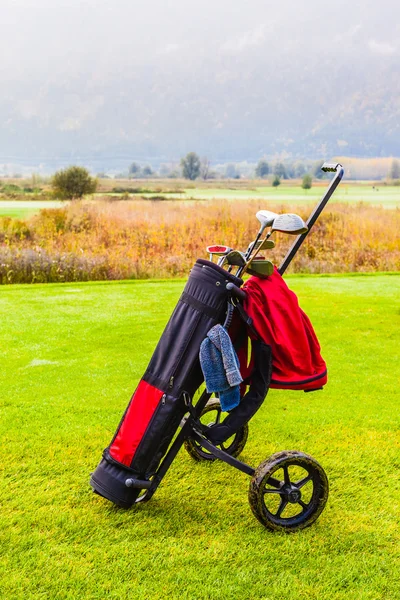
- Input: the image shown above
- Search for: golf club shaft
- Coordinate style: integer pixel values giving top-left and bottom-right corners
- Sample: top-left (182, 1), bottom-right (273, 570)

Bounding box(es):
top-left (237, 232), bottom-right (272, 278)
top-left (245, 231), bottom-right (261, 261)
top-left (278, 164), bottom-right (344, 275)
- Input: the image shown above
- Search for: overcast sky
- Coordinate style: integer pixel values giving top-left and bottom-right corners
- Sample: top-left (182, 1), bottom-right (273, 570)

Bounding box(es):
top-left (1, 0), bottom-right (399, 168)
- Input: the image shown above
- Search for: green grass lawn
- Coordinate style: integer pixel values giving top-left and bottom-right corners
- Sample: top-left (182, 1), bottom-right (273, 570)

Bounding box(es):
top-left (1, 184), bottom-right (399, 219)
top-left (140, 184), bottom-right (400, 208)
top-left (0, 200), bottom-right (65, 219)
top-left (1, 275), bottom-right (399, 599)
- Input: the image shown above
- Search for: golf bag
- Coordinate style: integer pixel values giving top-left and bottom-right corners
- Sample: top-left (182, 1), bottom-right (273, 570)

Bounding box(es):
top-left (90, 259), bottom-right (250, 508)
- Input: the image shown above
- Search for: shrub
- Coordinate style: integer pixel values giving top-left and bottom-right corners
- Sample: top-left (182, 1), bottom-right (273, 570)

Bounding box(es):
top-left (302, 174), bottom-right (313, 190)
top-left (0, 217), bottom-right (31, 241)
top-left (0, 247), bottom-right (109, 284)
top-left (272, 175), bottom-right (281, 187)
top-left (51, 166), bottom-right (98, 200)
top-left (181, 152), bottom-right (201, 180)
top-left (1, 199), bottom-right (399, 283)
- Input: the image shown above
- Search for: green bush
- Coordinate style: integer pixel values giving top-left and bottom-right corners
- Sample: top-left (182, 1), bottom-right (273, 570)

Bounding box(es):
top-left (302, 173), bottom-right (313, 190)
top-left (0, 247), bottom-right (109, 284)
top-left (51, 166), bottom-right (98, 200)
top-left (0, 217), bottom-right (31, 241)
top-left (181, 152), bottom-right (201, 180)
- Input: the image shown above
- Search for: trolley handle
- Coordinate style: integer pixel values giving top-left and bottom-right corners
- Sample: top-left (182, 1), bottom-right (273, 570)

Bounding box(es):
top-left (278, 162), bottom-right (344, 275)
top-left (226, 282), bottom-right (246, 302)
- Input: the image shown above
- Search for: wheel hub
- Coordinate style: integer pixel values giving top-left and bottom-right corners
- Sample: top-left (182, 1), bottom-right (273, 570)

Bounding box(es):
top-left (283, 484), bottom-right (302, 504)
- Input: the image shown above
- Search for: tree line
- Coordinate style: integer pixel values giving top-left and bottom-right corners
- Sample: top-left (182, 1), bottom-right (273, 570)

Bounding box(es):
top-left (48, 158), bottom-right (400, 200)
top-left (128, 152), bottom-right (327, 184)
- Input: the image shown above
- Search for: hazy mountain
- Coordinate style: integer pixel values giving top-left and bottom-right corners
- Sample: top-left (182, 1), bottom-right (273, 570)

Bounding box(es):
top-left (1, 0), bottom-right (399, 171)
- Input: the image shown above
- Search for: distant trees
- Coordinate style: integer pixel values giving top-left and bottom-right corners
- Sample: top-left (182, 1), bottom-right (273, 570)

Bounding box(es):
top-left (311, 160), bottom-right (326, 179)
top-left (272, 175), bottom-right (281, 187)
top-left (128, 163), bottom-right (154, 178)
top-left (225, 163), bottom-right (240, 179)
top-left (181, 152), bottom-right (201, 180)
top-left (293, 161), bottom-right (306, 178)
top-left (255, 160), bottom-right (269, 178)
top-left (51, 166), bottom-right (97, 200)
top-left (302, 174), bottom-right (313, 190)
top-left (388, 159), bottom-right (400, 180)
top-left (274, 162), bottom-right (287, 179)
top-left (129, 162), bottom-right (140, 177)
top-left (142, 165), bottom-right (153, 177)
top-left (200, 157), bottom-right (211, 180)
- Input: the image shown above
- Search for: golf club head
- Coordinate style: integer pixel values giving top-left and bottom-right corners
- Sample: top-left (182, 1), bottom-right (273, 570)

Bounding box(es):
top-left (271, 213), bottom-right (308, 235)
top-left (206, 245), bottom-right (233, 265)
top-left (246, 239), bottom-right (276, 254)
top-left (247, 259), bottom-right (274, 278)
top-left (256, 210), bottom-right (279, 233)
top-left (206, 245), bottom-right (232, 256)
top-left (225, 250), bottom-right (246, 267)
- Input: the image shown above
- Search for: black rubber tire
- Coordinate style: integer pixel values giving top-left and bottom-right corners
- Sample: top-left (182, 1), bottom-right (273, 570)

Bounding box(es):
top-left (249, 450), bottom-right (329, 532)
top-left (184, 398), bottom-right (248, 461)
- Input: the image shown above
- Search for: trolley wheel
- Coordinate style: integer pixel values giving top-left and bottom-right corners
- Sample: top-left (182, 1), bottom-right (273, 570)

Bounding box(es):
top-left (184, 398), bottom-right (248, 462)
top-left (249, 450), bottom-right (329, 532)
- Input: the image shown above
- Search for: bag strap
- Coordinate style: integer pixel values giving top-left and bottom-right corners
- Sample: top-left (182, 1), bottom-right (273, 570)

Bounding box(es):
top-left (235, 302), bottom-right (261, 340)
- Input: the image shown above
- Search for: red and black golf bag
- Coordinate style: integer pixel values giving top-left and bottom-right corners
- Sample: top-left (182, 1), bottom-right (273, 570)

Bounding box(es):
top-left (90, 260), bottom-right (257, 507)
top-left (90, 261), bottom-right (327, 508)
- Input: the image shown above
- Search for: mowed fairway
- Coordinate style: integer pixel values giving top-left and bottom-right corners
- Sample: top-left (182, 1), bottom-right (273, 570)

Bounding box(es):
top-left (1, 275), bottom-right (399, 599)
top-left (0, 200), bottom-right (65, 219)
top-left (140, 184), bottom-right (400, 208)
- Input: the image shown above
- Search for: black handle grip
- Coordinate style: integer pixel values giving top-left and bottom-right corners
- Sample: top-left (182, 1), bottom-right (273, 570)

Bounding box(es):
top-left (321, 162), bottom-right (341, 172)
top-left (226, 282), bottom-right (246, 302)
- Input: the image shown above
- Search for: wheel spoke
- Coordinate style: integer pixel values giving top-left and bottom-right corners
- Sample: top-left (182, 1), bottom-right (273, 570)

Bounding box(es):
top-left (298, 499), bottom-right (309, 511)
top-left (295, 473), bottom-right (313, 489)
top-left (276, 499), bottom-right (288, 518)
top-left (263, 487), bottom-right (283, 495)
top-left (283, 465), bottom-right (291, 485)
top-left (266, 476), bottom-right (282, 489)
top-left (220, 441), bottom-right (231, 452)
top-left (215, 409), bottom-right (222, 425)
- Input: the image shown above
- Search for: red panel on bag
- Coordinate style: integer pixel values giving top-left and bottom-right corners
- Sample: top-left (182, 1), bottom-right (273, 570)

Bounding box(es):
top-left (109, 380), bottom-right (163, 466)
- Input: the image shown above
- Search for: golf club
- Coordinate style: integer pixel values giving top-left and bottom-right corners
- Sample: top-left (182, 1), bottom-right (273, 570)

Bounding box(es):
top-left (270, 213), bottom-right (308, 235)
top-left (246, 239), bottom-right (276, 255)
top-left (238, 212), bottom-right (308, 277)
top-left (225, 250), bottom-right (246, 268)
top-left (247, 259), bottom-right (274, 278)
top-left (245, 210), bottom-right (279, 260)
top-left (206, 245), bottom-right (233, 262)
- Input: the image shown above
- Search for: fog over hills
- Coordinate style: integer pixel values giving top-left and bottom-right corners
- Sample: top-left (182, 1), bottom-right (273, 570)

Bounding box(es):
top-left (1, 0), bottom-right (400, 171)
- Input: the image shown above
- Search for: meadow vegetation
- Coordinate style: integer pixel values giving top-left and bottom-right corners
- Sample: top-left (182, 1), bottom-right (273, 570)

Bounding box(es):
top-left (0, 198), bottom-right (399, 283)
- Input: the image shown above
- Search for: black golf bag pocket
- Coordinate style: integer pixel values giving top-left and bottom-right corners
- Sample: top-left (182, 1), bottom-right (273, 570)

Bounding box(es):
top-left (144, 301), bottom-right (202, 390)
top-left (90, 260), bottom-right (243, 507)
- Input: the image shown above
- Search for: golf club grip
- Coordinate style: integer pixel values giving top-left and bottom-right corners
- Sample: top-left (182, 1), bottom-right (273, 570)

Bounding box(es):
top-left (226, 282), bottom-right (246, 302)
top-left (278, 164), bottom-right (344, 275)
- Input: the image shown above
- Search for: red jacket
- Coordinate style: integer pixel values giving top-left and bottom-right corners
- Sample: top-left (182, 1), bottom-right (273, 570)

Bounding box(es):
top-left (240, 269), bottom-right (327, 391)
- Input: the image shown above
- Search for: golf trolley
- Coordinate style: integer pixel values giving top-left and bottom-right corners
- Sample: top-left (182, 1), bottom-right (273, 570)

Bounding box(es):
top-left (90, 163), bottom-right (344, 532)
